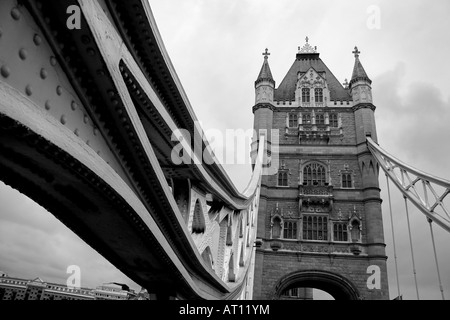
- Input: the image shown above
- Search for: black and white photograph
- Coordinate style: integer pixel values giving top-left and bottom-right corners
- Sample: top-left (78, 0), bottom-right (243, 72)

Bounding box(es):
top-left (0, 0), bottom-right (449, 310)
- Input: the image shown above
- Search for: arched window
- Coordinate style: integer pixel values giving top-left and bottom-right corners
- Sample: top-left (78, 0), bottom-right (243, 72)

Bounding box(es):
top-left (302, 88), bottom-right (310, 103)
top-left (302, 113), bottom-right (311, 124)
top-left (289, 113), bottom-right (298, 128)
top-left (302, 216), bottom-right (328, 240)
top-left (315, 88), bottom-right (323, 103)
top-left (283, 221), bottom-right (297, 239)
top-left (272, 217), bottom-right (281, 239)
top-left (278, 171), bottom-right (288, 186)
top-left (333, 223), bottom-right (348, 242)
top-left (316, 114), bottom-right (325, 125)
top-left (342, 173), bottom-right (352, 188)
top-left (303, 163), bottom-right (326, 186)
top-left (329, 114), bottom-right (338, 127)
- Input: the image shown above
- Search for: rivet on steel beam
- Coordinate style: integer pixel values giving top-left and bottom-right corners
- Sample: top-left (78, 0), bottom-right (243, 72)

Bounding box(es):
top-left (86, 140), bottom-right (90, 146)
top-left (40, 68), bottom-right (48, 79)
top-left (71, 101), bottom-right (78, 111)
top-left (50, 56), bottom-right (57, 66)
top-left (86, 48), bottom-right (95, 56)
top-left (11, 8), bottom-right (21, 20)
top-left (19, 49), bottom-right (28, 60)
top-left (81, 35), bottom-right (90, 45)
top-left (56, 86), bottom-right (63, 95)
top-left (33, 34), bottom-right (43, 46)
top-left (74, 129), bottom-right (79, 136)
top-left (93, 128), bottom-right (98, 136)
top-left (60, 115), bottom-right (67, 125)
top-left (0, 65), bottom-right (10, 78)
top-left (25, 85), bottom-right (33, 96)
top-left (45, 101), bottom-right (51, 110)
top-left (83, 115), bottom-right (88, 124)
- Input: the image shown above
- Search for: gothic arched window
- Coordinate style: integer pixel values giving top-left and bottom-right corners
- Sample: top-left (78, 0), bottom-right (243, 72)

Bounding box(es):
top-left (278, 171), bottom-right (288, 187)
top-left (302, 216), bottom-right (328, 240)
top-left (302, 113), bottom-right (311, 124)
top-left (342, 173), bottom-right (352, 188)
top-left (302, 88), bottom-right (310, 103)
top-left (289, 113), bottom-right (298, 128)
top-left (315, 88), bottom-right (323, 103)
top-left (316, 114), bottom-right (325, 125)
top-left (333, 223), bottom-right (348, 242)
top-left (329, 114), bottom-right (338, 127)
top-left (283, 221), bottom-right (297, 239)
top-left (303, 163), bottom-right (326, 186)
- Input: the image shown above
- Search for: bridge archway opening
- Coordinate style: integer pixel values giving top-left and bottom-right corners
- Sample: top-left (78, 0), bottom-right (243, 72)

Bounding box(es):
top-left (273, 270), bottom-right (360, 300)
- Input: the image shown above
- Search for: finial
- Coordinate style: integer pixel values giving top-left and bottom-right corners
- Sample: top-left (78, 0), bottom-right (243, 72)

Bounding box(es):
top-left (262, 48), bottom-right (270, 59)
top-left (343, 79), bottom-right (349, 88)
top-left (298, 37), bottom-right (318, 54)
top-left (353, 46), bottom-right (360, 58)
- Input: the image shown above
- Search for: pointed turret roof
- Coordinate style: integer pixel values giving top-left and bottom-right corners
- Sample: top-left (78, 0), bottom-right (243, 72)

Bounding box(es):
top-left (350, 47), bottom-right (372, 86)
top-left (255, 48), bottom-right (275, 86)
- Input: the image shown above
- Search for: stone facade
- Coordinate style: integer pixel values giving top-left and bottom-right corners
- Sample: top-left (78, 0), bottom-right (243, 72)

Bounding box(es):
top-left (251, 43), bottom-right (389, 300)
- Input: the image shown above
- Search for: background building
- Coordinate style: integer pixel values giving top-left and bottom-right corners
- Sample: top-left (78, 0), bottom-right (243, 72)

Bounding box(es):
top-left (0, 273), bottom-right (139, 300)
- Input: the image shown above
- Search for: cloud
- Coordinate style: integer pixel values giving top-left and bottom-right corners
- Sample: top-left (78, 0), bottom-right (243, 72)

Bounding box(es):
top-left (374, 64), bottom-right (450, 300)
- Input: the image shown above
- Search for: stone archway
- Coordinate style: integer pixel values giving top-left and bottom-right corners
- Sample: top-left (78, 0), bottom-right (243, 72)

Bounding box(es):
top-left (271, 270), bottom-right (361, 300)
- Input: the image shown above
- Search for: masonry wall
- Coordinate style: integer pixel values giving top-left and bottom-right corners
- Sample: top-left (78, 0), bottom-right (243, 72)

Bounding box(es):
top-left (254, 251), bottom-right (389, 300)
top-left (253, 103), bottom-right (389, 300)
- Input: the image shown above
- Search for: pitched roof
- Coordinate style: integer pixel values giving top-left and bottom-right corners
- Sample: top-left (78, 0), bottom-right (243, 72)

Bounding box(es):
top-left (274, 53), bottom-right (351, 101)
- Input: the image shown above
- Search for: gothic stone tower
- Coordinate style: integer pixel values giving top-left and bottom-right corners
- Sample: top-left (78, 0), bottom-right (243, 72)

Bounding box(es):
top-left (251, 39), bottom-right (389, 300)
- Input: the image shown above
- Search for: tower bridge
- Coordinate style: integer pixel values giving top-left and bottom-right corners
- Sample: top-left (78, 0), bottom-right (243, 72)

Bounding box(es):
top-left (0, 0), bottom-right (448, 300)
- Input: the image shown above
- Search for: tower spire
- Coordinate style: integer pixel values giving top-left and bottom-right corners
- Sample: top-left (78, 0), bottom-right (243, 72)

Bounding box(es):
top-left (350, 46), bottom-right (371, 86)
top-left (256, 48), bottom-right (275, 86)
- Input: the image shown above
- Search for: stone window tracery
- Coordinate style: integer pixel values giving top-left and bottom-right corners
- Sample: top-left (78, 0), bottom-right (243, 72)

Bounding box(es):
top-left (303, 162), bottom-right (326, 186)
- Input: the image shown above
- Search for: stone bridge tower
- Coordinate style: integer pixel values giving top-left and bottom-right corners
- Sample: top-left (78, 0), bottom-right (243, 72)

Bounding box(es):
top-left (251, 39), bottom-right (389, 300)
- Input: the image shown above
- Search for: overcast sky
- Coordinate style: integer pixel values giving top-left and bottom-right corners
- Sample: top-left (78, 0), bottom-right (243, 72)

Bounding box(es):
top-left (1, 0), bottom-right (449, 300)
